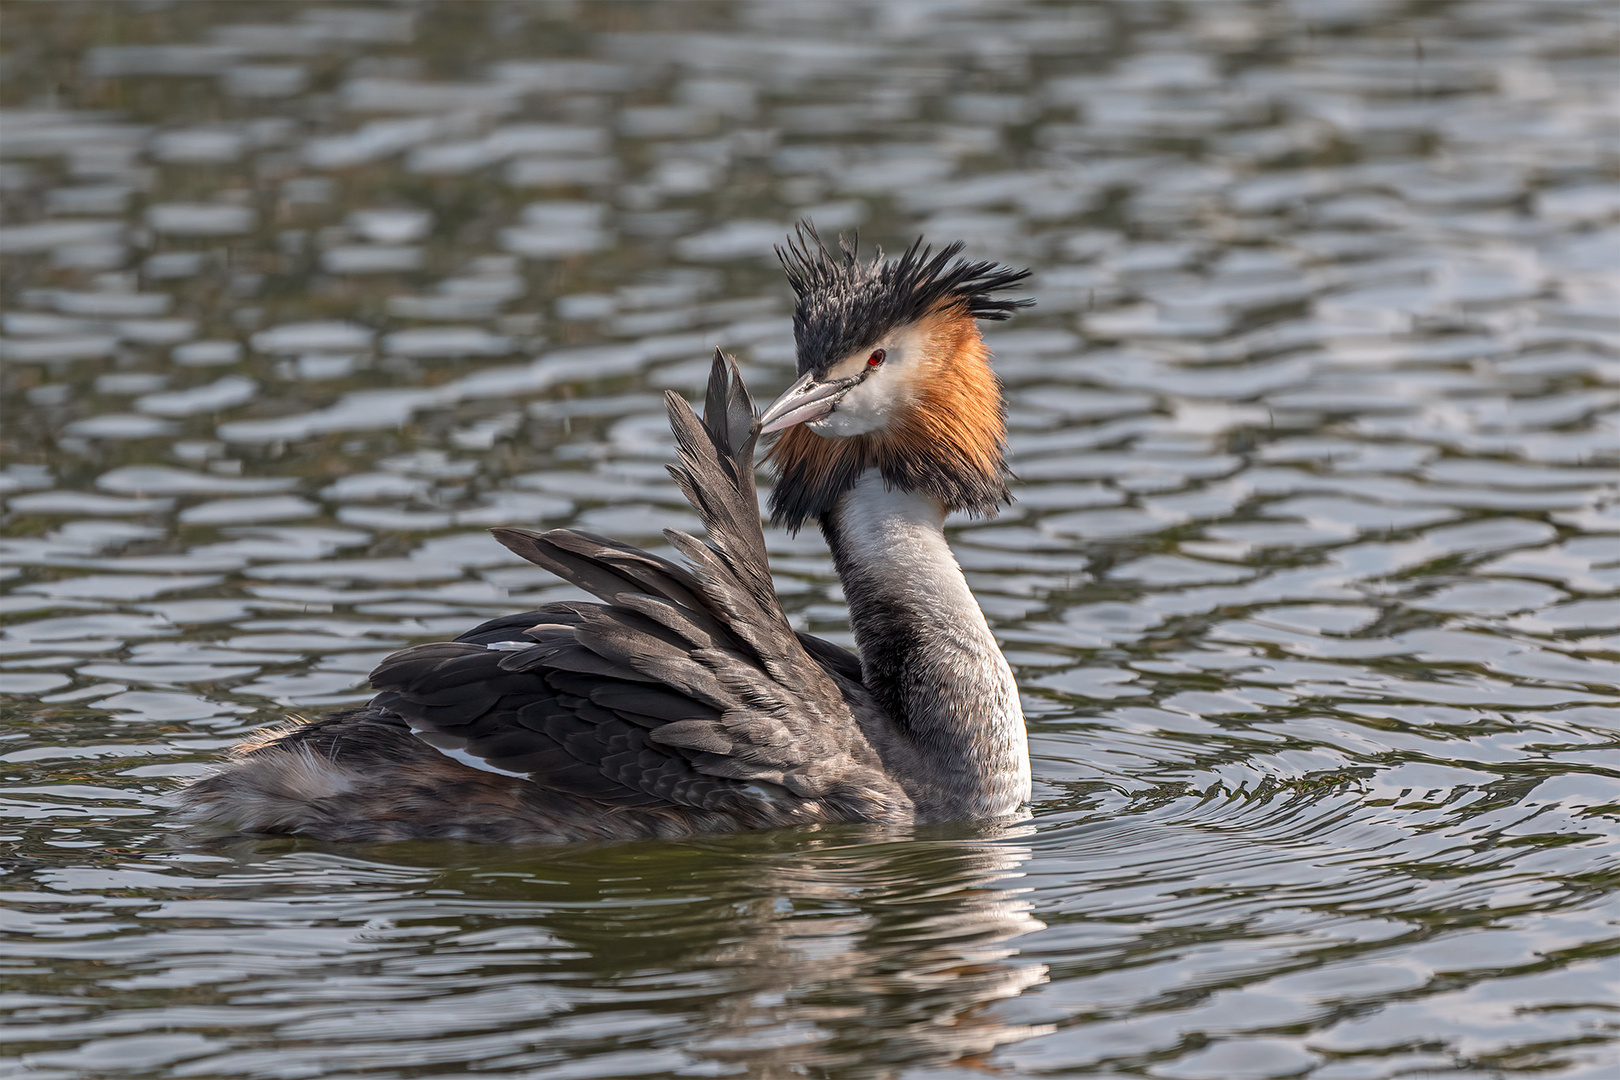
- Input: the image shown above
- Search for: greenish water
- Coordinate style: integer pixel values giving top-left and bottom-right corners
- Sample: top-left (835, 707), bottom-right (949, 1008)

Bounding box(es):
top-left (2, 2), bottom-right (1617, 1077)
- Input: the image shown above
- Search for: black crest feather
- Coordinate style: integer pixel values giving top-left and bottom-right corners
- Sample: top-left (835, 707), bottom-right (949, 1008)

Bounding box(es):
top-left (776, 221), bottom-right (1032, 375)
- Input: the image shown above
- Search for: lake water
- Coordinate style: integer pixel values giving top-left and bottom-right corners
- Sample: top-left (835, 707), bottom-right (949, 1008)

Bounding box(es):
top-left (2, 2), bottom-right (1618, 1077)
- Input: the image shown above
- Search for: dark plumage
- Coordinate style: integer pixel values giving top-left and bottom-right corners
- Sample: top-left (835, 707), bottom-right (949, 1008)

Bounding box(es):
top-left (777, 221), bottom-right (1033, 377)
top-left (178, 354), bottom-right (916, 842)
top-left (177, 227), bottom-right (1034, 845)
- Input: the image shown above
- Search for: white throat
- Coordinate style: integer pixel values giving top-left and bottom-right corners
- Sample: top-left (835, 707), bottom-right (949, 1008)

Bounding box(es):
top-left (826, 471), bottom-right (1030, 818)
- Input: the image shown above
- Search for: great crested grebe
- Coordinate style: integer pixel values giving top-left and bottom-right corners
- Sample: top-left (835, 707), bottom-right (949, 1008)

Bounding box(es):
top-left (178, 225), bottom-right (1034, 843)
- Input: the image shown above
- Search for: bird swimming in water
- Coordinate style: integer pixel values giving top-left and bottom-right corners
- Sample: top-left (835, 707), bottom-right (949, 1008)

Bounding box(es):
top-left (177, 225), bottom-right (1035, 843)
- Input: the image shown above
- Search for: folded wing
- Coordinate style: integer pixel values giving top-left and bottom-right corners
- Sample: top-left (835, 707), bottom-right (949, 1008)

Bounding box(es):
top-left (369, 352), bottom-right (910, 825)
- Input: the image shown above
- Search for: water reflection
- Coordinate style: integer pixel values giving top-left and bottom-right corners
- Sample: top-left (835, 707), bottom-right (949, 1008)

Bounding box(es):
top-left (11, 829), bottom-right (1049, 1077)
top-left (524, 831), bottom-right (1050, 1074)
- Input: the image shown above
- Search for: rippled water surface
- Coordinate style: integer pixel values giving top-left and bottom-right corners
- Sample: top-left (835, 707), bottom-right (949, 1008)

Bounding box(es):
top-left (3, 2), bottom-right (1619, 1077)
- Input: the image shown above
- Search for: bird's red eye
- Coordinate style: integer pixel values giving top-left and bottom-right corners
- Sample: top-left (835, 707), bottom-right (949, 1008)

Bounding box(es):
top-left (867, 349), bottom-right (886, 367)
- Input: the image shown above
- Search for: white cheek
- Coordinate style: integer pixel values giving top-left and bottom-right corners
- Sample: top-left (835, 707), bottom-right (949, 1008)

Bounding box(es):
top-left (809, 376), bottom-right (889, 437)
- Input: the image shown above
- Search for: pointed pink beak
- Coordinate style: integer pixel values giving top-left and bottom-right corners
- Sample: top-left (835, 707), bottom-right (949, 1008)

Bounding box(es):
top-left (757, 371), bottom-right (855, 434)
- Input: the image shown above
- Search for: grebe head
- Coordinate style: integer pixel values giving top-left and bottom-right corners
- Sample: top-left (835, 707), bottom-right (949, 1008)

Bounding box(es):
top-left (760, 222), bottom-right (1033, 531)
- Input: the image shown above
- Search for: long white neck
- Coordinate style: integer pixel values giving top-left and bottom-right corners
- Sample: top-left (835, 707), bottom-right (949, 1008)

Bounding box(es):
top-left (820, 471), bottom-right (1030, 820)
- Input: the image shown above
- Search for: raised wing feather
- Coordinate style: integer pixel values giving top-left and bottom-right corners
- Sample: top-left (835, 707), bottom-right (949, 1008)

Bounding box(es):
top-left (370, 352), bottom-right (910, 825)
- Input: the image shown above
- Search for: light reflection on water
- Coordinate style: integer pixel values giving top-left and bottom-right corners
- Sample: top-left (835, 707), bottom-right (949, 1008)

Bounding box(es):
top-left (9, 831), bottom-right (1050, 1077)
top-left (2, 1), bottom-right (1618, 1077)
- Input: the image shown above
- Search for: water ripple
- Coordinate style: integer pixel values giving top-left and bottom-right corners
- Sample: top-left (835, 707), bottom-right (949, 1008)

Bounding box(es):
top-left (3, 1), bottom-right (1618, 1077)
